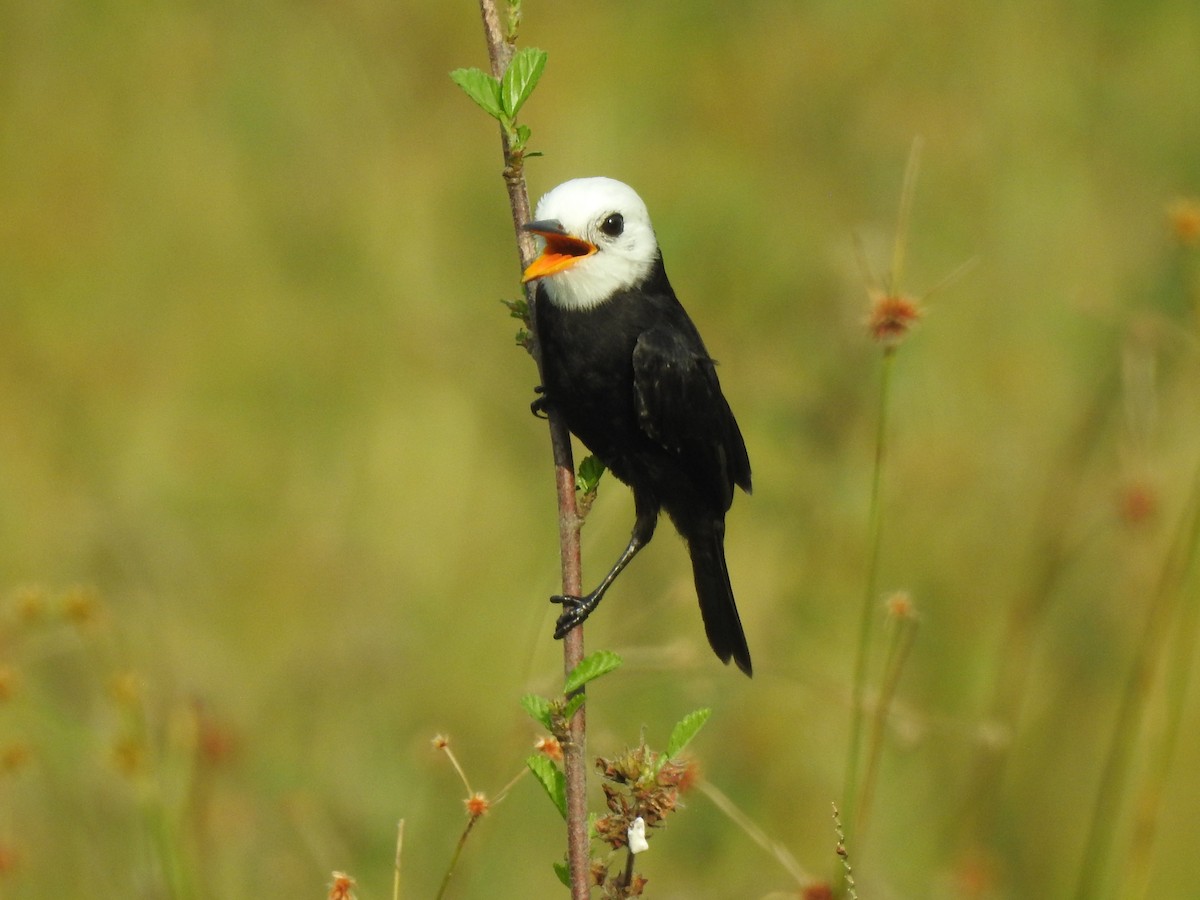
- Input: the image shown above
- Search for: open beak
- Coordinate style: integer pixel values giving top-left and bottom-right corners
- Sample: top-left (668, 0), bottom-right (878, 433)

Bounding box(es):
top-left (521, 219), bottom-right (597, 283)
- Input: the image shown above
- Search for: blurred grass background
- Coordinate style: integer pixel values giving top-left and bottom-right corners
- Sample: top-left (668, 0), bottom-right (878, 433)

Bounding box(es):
top-left (2, 0), bottom-right (1200, 897)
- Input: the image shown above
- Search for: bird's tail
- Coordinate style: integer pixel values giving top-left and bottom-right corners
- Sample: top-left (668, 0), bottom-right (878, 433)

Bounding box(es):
top-left (687, 523), bottom-right (752, 677)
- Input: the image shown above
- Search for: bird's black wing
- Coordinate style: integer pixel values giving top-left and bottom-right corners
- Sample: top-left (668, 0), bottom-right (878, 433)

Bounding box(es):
top-left (632, 325), bottom-right (752, 510)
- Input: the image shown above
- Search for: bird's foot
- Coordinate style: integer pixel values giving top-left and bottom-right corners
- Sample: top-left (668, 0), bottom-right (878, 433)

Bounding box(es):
top-left (530, 386), bottom-right (551, 419)
top-left (551, 592), bottom-right (600, 639)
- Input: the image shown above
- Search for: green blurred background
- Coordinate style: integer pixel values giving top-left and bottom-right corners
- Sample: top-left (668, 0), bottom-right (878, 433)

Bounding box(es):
top-left (3, 1), bottom-right (1200, 897)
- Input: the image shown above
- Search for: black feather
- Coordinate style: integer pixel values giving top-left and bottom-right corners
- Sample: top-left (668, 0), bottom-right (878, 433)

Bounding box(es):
top-left (536, 254), bottom-right (753, 674)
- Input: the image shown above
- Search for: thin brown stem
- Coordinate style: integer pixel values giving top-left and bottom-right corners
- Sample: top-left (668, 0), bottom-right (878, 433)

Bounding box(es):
top-left (621, 846), bottom-right (637, 892)
top-left (474, 3), bottom-right (589, 897)
top-left (433, 814), bottom-right (483, 900)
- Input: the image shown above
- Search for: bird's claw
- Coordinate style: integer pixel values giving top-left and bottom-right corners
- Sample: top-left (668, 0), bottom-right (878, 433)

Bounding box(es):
top-left (550, 593), bottom-right (593, 639)
top-left (530, 386), bottom-right (550, 419)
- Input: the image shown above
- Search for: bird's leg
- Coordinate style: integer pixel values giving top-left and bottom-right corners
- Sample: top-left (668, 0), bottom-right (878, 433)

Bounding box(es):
top-left (552, 501), bottom-right (658, 639)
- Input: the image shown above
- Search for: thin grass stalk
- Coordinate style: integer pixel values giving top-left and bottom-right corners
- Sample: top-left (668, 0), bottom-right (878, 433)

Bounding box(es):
top-left (857, 601), bottom-right (919, 838)
top-left (698, 779), bottom-right (812, 887)
top-left (955, 358), bottom-right (1119, 857)
top-left (841, 344), bottom-right (896, 858)
top-left (841, 141), bottom-right (922, 864)
top-left (473, 3), bottom-right (589, 896)
top-left (888, 137), bottom-right (923, 296)
top-left (1120, 458), bottom-right (1200, 899)
top-left (1072, 463), bottom-right (1200, 899)
top-left (393, 819), bottom-right (405, 900)
top-left (434, 813), bottom-right (484, 900)
top-left (144, 791), bottom-right (194, 900)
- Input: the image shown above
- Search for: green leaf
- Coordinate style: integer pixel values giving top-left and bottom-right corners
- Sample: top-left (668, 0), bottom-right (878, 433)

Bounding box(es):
top-left (502, 296), bottom-right (529, 321)
top-left (666, 707), bottom-right (712, 758)
top-left (552, 860), bottom-right (570, 887)
top-left (562, 692), bottom-right (586, 721)
top-left (564, 649), bottom-right (622, 694)
top-left (527, 754), bottom-right (567, 819)
top-left (576, 456), bottom-right (606, 495)
top-left (513, 123), bottom-right (532, 150)
top-left (520, 693), bottom-right (555, 730)
top-left (450, 67), bottom-right (503, 120)
top-left (500, 47), bottom-right (548, 118)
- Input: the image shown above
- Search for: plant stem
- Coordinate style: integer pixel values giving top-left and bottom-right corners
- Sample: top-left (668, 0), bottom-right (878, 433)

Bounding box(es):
top-left (434, 813), bottom-right (482, 900)
top-left (889, 137), bottom-right (923, 295)
top-left (698, 779), bottom-right (813, 887)
top-left (857, 601), bottom-right (918, 838)
top-left (621, 846), bottom-right (637, 892)
top-left (393, 819), bottom-right (405, 900)
top-left (473, 3), bottom-right (589, 897)
top-left (1109, 458), bottom-right (1200, 900)
top-left (841, 345), bottom-right (895, 862)
top-left (1072, 461), bottom-right (1200, 900)
top-left (952, 356), bottom-right (1118, 864)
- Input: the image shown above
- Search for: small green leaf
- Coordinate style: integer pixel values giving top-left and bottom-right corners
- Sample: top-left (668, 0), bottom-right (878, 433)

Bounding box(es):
top-left (513, 123), bottom-right (532, 150)
top-left (506, 0), bottom-right (523, 42)
top-left (450, 67), bottom-right (503, 120)
top-left (667, 707), bottom-right (712, 758)
top-left (500, 47), bottom-right (548, 118)
top-left (564, 649), bottom-right (622, 694)
top-left (502, 296), bottom-right (529, 322)
top-left (576, 456), bottom-right (606, 495)
top-left (527, 754), bottom-right (567, 819)
top-left (521, 693), bottom-right (555, 730)
top-left (562, 692), bottom-right (586, 721)
top-left (552, 860), bottom-right (570, 887)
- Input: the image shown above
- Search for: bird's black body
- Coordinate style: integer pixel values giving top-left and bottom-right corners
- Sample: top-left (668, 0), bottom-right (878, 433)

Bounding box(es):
top-left (535, 254), bottom-right (753, 675)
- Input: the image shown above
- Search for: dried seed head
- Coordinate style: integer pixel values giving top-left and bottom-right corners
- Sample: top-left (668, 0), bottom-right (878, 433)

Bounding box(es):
top-left (0, 666), bottom-right (16, 703)
top-left (430, 734), bottom-right (449, 750)
top-left (0, 843), bottom-right (19, 875)
top-left (112, 737), bottom-right (144, 776)
top-left (1168, 197), bottom-right (1200, 246)
top-left (534, 735), bottom-right (563, 761)
top-left (13, 586), bottom-right (46, 624)
top-left (589, 859), bottom-right (608, 886)
top-left (328, 872), bottom-right (356, 900)
top-left (675, 758), bottom-right (700, 794)
top-left (1118, 480), bottom-right (1158, 527)
top-left (62, 585), bottom-right (101, 625)
top-left (464, 791), bottom-right (490, 818)
top-left (196, 706), bottom-right (238, 766)
top-left (1, 743), bottom-right (32, 774)
top-left (108, 671), bottom-right (141, 708)
top-left (885, 591), bottom-right (917, 620)
top-left (867, 291), bottom-right (922, 347)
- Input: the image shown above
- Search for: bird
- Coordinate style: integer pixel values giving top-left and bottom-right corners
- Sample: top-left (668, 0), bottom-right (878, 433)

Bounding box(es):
top-left (521, 176), bottom-right (753, 676)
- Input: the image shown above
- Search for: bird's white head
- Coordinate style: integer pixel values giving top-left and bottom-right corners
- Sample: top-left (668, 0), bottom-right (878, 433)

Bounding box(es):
top-left (522, 177), bottom-right (660, 311)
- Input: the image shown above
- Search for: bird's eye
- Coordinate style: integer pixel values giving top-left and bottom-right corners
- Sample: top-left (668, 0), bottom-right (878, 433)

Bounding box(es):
top-left (599, 212), bottom-right (624, 238)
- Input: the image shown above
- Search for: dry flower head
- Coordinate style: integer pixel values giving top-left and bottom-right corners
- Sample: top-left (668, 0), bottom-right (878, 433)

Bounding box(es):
top-left (1168, 197), bottom-right (1200, 246)
top-left (867, 291), bottom-right (922, 347)
top-left (328, 872), bottom-right (356, 900)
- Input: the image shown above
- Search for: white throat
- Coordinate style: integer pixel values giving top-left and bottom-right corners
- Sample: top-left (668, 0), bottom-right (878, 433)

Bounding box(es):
top-left (540, 253), bottom-right (655, 311)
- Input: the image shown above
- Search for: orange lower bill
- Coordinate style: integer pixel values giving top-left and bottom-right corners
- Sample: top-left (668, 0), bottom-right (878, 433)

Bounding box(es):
top-left (522, 231), bottom-right (597, 282)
